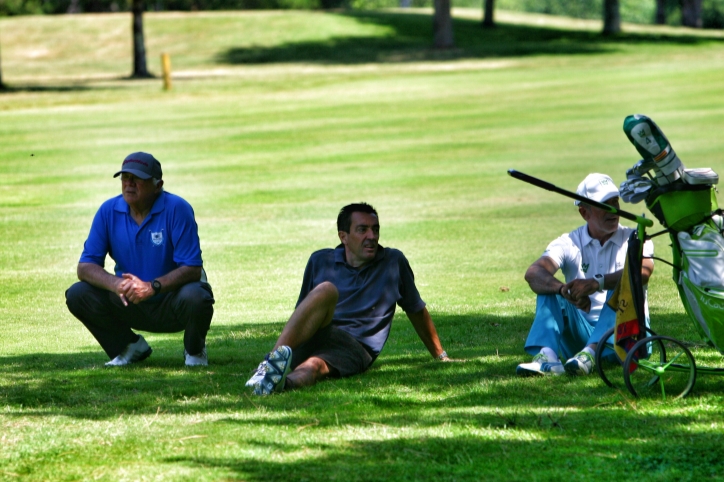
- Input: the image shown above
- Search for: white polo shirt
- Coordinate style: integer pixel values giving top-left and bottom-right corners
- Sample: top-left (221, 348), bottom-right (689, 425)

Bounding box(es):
top-left (542, 224), bottom-right (654, 323)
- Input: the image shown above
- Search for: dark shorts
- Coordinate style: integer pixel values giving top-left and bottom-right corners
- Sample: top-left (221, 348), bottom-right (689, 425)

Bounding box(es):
top-left (290, 324), bottom-right (374, 378)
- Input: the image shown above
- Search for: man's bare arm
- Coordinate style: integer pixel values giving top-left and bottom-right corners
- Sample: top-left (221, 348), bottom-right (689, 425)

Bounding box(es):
top-left (406, 307), bottom-right (449, 360)
top-left (152, 265), bottom-right (202, 293)
top-left (78, 262), bottom-right (129, 305)
top-left (524, 257), bottom-right (564, 295)
top-left (120, 266), bottom-right (202, 304)
top-left (566, 257), bottom-right (654, 300)
top-left (78, 262), bottom-right (202, 305)
top-left (78, 262), bottom-right (123, 292)
top-left (641, 258), bottom-right (654, 284)
top-left (526, 256), bottom-right (593, 311)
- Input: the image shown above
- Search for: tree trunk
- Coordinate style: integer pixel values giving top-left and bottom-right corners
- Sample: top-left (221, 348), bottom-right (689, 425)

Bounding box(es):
top-left (655, 0), bottom-right (666, 24)
top-left (131, 0), bottom-right (152, 78)
top-left (602, 0), bottom-right (621, 35)
top-left (0, 42), bottom-right (4, 90)
top-left (66, 0), bottom-right (81, 13)
top-left (482, 0), bottom-right (495, 28)
top-left (681, 0), bottom-right (702, 27)
top-left (433, 0), bottom-right (454, 49)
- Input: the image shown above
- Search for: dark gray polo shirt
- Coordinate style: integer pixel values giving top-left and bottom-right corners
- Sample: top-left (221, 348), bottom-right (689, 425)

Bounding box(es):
top-left (296, 244), bottom-right (426, 358)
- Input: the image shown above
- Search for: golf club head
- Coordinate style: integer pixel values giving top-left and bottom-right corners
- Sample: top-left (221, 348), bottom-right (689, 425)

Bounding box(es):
top-left (626, 159), bottom-right (656, 179)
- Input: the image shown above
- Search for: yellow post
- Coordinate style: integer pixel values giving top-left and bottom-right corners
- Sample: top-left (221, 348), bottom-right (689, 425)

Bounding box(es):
top-left (161, 53), bottom-right (172, 91)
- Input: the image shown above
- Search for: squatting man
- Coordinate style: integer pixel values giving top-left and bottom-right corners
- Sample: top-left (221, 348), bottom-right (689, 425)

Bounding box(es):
top-left (516, 173), bottom-right (654, 377)
top-left (66, 152), bottom-right (214, 367)
top-left (246, 202), bottom-right (450, 395)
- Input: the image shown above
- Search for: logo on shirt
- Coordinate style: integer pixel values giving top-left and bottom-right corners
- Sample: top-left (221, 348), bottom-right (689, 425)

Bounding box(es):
top-left (581, 263), bottom-right (589, 273)
top-left (151, 230), bottom-right (164, 246)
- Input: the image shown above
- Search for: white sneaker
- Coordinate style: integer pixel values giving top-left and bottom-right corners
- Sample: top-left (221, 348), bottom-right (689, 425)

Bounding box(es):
top-left (516, 353), bottom-right (564, 377)
top-left (185, 347), bottom-right (208, 366)
top-left (245, 361), bottom-right (267, 387)
top-left (564, 350), bottom-right (594, 376)
top-left (252, 346), bottom-right (292, 396)
top-left (105, 335), bottom-right (152, 366)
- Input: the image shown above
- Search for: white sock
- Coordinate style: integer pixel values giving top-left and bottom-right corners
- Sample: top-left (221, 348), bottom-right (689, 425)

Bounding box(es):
top-left (539, 347), bottom-right (559, 362)
top-left (582, 346), bottom-right (595, 357)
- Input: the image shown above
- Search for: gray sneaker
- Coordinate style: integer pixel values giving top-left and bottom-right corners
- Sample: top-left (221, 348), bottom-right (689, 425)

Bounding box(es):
top-left (252, 346), bottom-right (292, 396)
top-left (105, 335), bottom-right (152, 367)
top-left (185, 347), bottom-right (208, 366)
top-left (516, 353), bottom-right (564, 377)
top-left (564, 351), bottom-right (594, 376)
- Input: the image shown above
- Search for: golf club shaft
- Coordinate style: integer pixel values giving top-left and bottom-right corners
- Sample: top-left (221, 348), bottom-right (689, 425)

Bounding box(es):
top-left (507, 169), bottom-right (653, 227)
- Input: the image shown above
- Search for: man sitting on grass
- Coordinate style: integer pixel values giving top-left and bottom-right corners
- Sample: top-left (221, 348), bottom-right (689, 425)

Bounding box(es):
top-left (65, 152), bottom-right (214, 367)
top-left (516, 173), bottom-right (654, 377)
top-left (246, 202), bottom-right (450, 395)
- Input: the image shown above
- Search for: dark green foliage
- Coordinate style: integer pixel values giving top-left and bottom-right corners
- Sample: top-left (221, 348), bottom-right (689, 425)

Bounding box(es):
top-left (215, 10), bottom-right (724, 65)
top-left (2, 0), bottom-right (724, 29)
top-left (703, 0), bottom-right (724, 27)
top-left (494, 0), bottom-right (724, 29)
top-left (0, 0), bottom-right (321, 14)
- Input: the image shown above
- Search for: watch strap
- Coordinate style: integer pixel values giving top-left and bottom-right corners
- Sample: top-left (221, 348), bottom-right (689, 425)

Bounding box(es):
top-left (595, 274), bottom-right (604, 292)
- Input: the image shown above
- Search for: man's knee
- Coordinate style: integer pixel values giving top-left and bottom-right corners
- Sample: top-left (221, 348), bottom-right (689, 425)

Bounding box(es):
top-left (175, 282), bottom-right (215, 307)
top-left (172, 282), bottom-right (215, 328)
top-left (308, 356), bottom-right (331, 375)
top-left (288, 356), bottom-right (332, 388)
top-left (310, 281), bottom-right (338, 304)
top-left (65, 281), bottom-right (99, 316)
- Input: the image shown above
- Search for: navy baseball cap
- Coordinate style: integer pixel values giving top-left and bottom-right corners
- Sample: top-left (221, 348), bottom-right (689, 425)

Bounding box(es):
top-left (113, 152), bottom-right (163, 180)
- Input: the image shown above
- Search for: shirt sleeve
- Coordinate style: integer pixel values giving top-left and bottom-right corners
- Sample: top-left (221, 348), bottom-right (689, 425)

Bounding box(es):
top-left (643, 238), bottom-right (654, 258)
top-left (79, 206), bottom-right (109, 267)
top-left (169, 198), bottom-right (203, 267)
top-left (295, 256), bottom-right (316, 308)
top-left (396, 252), bottom-right (426, 314)
top-left (541, 233), bottom-right (572, 271)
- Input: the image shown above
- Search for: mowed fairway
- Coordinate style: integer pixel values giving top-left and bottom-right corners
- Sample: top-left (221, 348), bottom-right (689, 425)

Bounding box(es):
top-left (2, 9), bottom-right (724, 480)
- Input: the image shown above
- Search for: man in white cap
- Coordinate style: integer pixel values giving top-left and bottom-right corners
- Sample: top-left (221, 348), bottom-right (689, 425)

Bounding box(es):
top-left (65, 152), bottom-right (214, 367)
top-left (516, 173), bottom-right (654, 377)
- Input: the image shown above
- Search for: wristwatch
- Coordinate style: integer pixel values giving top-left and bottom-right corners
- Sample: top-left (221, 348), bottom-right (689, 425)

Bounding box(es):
top-left (437, 351), bottom-right (448, 361)
top-left (594, 274), bottom-right (604, 292)
top-left (151, 279), bottom-right (162, 295)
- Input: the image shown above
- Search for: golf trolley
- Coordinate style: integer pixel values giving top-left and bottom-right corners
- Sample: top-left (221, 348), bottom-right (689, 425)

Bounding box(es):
top-left (510, 114), bottom-right (724, 399)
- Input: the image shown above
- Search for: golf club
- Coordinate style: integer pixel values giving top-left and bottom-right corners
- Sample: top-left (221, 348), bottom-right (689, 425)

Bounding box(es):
top-left (508, 169), bottom-right (653, 227)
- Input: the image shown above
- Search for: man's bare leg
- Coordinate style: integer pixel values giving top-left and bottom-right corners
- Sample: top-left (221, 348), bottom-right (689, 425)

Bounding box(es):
top-left (247, 282), bottom-right (338, 394)
top-left (285, 356), bottom-right (333, 389)
top-left (273, 281), bottom-right (338, 350)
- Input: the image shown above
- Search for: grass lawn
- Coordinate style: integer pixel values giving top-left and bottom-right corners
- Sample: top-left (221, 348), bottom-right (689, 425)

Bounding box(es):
top-left (2, 8), bottom-right (724, 481)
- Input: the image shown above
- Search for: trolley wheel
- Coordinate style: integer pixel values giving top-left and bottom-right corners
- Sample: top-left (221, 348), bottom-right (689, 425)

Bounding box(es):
top-left (623, 335), bottom-right (697, 399)
top-left (594, 326), bottom-right (658, 388)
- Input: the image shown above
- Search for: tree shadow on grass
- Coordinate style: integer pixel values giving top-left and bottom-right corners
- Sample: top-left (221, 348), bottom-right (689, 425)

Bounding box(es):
top-left (0, 311), bottom-right (515, 419)
top-left (217, 10), bottom-right (724, 65)
top-left (163, 432), bottom-right (724, 481)
top-left (0, 75), bottom-right (158, 94)
top-left (2, 311), bottom-right (722, 422)
top-left (0, 85), bottom-right (95, 94)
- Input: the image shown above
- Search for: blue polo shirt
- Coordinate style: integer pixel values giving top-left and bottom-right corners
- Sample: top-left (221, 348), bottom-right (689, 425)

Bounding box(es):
top-left (79, 191), bottom-right (203, 281)
top-left (296, 245), bottom-right (426, 358)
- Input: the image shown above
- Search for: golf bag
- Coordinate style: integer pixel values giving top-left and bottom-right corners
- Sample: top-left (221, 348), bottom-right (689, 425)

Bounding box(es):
top-left (621, 114), bottom-right (724, 354)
